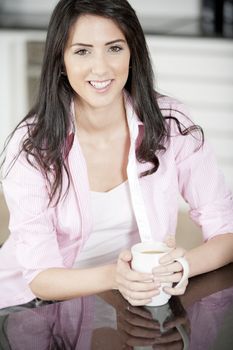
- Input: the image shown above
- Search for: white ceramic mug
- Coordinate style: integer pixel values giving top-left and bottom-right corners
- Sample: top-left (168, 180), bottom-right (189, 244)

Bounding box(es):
top-left (131, 241), bottom-right (189, 306)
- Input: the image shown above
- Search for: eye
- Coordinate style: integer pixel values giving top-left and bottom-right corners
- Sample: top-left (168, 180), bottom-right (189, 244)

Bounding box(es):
top-left (74, 49), bottom-right (90, 56)
top-left (109, 45), bottom-right (123, 53)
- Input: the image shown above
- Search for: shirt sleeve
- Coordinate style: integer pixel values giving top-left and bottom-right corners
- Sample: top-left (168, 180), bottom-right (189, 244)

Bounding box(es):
top-left (2, 126), bottom-right (65, 284)
top-left (170, 103), bottom-right (233, 241)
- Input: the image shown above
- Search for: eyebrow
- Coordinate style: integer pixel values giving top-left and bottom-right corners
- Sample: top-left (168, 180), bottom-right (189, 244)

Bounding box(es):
top-left (70, 39), bottom-right (126, 47)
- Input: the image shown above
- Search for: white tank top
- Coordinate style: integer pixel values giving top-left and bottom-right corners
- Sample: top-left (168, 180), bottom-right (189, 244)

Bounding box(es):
top-left (74, 181), bottom-right (140, 268)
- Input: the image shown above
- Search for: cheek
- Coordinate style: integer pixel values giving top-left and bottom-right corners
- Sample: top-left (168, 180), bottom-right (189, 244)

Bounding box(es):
top-left (66, 66), bottom-right (86, 86)
top-left (64, 56), bottom-right (85, 78)
top-left (113, 59), bottom-right (130, 76)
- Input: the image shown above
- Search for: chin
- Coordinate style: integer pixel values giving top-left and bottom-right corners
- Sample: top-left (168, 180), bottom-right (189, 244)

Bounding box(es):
top-left (88, 95), bottom-right (118, 109)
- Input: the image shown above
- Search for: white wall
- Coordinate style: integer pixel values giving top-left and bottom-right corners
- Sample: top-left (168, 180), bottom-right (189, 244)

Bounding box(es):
top-left (2, 0), bottom-right (201, 17)
top-left (0, 30), bottom-right (45, 152)
top-left (128, 0), bottom-right (201, 18)
top-left (1, 0), bottom-right (58, 13)
top-left (147, 35), bottom-right (233, 195)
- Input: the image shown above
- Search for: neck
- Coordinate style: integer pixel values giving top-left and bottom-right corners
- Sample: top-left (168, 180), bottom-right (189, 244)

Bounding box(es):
top-left (74, 94), bottom-right (128, 141)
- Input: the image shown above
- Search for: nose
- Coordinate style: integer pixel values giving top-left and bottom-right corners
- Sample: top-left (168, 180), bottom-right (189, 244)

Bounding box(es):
top-left (91, 52), bottom-right (108, 76)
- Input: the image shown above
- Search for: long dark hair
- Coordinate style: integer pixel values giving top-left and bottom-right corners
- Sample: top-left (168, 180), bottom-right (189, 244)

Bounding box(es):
top-left (0, 0), bottom-right (203, 205)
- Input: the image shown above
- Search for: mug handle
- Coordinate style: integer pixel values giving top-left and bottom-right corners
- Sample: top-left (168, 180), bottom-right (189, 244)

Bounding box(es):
top-left (173, 257), bottom-right (190, 289)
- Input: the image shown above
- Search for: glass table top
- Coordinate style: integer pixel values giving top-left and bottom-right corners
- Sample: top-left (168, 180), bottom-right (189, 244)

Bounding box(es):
top-left (0, 263), bottom-right (233, 349)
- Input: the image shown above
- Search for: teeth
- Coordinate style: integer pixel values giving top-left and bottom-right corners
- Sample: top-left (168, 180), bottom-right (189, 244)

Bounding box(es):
top-left (89, 80), bottom-right (111, 89)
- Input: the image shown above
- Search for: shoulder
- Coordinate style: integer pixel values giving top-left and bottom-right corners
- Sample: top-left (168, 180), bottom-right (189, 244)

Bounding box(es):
top-left (2, 117), bottom-right (37, 174)
top-left (6, 117), bottom-right (36, 152)
top-left (156, 94), bottom-right (193, 128)
top-left (156, 94), bottom-right (204, 157)
top-left (156, 94), bottom-right (203, 142)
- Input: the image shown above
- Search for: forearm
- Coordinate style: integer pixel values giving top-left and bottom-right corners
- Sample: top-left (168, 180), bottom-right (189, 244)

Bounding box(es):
top-left (29, 264), bottom-right (116, 300)
top-left (185, 233), bottom-right (233, 278)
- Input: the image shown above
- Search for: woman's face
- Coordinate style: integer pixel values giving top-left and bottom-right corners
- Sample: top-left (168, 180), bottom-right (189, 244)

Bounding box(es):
top-left (64, 14), bottom-right (131, 110)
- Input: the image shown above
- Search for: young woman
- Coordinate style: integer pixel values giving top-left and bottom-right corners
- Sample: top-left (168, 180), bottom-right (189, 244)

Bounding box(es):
top-left (0, 0), bottom-right (233, 310)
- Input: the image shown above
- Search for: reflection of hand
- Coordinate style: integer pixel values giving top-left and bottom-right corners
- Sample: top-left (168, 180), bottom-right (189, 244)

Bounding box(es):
top-left (117, 303), bottom-right (161, 348)
top-left (152, 247), bottom-right (189, 296)
top-left (116, 302), bottom-right (190, 349)
top-left (116, 251), bottom-right (160, 306)
top-left (152, 315), bottom-right (190, 350)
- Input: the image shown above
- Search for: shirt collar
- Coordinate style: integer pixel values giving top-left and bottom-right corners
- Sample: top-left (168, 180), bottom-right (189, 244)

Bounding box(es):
top-left (123, 90), bottom-right (144, 127)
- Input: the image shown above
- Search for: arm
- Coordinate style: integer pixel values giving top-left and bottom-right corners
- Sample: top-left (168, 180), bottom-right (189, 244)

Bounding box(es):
top-left (185, 233), bottom-right (233, 278)
top-left (30, 252), bottom-right (159, 304)
top-left (152, 105), bottom-right (233, 292)
top-left (173, 106), bottom-right (233, 276)
top-left (153, 233), bottom-right (233, 296)
top-left (2, 128), bottom-right (159, 305)
top-left (29, 265), bottom-right (116, 300)
top-left (2, 128), bottom-right (65, 286)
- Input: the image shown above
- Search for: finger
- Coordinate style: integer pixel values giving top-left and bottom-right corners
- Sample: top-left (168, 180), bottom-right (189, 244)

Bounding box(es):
top-left (118, 270), bottom-right (155, 283)
top-left (126, 305), bottom-right (153, 319)
top-left (163, 286), bottom-right (187, 296)
top-left (118, 260), bottom-right (154, 282)
top-left (163, 316), bottom-right (188, 330)
top-left (126, 329), bottom-right (161, 340)
top-left (153, 329), bottom-right (182, 344)
top-left (163, 280), bottom-right (188, 296)
top-left (153, 261), bottom-right (183, 275)
top-left (125, 305), bottom-right (154, 320)
top-left (125, 296), bottom-right (155, 306)
top-left (153, 340), bottom-right (183, 350)
top-left (119, 250), bottom-right (132, 262)
top-left (123, 311), bottom-right (160, 330)
top-left (159, 247), bottom-right (186, 265)
top-left (155, 272), bottom-right (183, 284)
top-left (125, 335), bottom-right (161, 348)
top-left (163, 234), bottom-right (176, 248)
top-left (123, 321), bottom-right (161, 338)
top-left (118, 279), bottom-right (160, 293)
top-left (121, 288), bottom-right (160, 302)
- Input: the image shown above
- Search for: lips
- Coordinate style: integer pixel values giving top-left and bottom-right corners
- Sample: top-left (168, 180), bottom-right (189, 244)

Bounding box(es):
top-left (89, 79), bottom-right (112, 90)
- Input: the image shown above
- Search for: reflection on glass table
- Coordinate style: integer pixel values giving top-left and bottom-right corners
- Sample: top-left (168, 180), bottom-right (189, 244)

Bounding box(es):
top-left (0, 263), bottom-right (232, 350)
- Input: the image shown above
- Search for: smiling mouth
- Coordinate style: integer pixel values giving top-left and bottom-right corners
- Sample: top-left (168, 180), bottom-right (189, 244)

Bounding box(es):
top-left (89, 80), bottom-right (112, 90)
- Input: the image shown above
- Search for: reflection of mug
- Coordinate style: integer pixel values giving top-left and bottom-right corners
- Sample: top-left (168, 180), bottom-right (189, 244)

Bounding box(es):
top-left (131, 242), bottom-right (189, 306)
top-left (133, 303), bottom-right (189, 350)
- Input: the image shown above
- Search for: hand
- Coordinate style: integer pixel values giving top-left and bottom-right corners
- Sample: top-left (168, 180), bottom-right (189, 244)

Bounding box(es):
top-left (117, 301), bottom-right (190, 350)
top-left (117, 303), bottom-right (162, 348)
top-left (151, 314), bottom-right (190, 350)
top-left (152, 246), bottom-right (189, 296)
top-left (115, 250), bottom-right (160, 306)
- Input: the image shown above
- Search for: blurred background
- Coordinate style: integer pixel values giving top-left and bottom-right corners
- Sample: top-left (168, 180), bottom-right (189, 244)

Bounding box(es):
top-left (0, 0), bottom-right (233, 248)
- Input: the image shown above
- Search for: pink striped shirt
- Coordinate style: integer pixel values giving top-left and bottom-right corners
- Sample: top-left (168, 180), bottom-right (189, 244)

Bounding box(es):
top-left (0, 93), bottom-right (233, 308)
